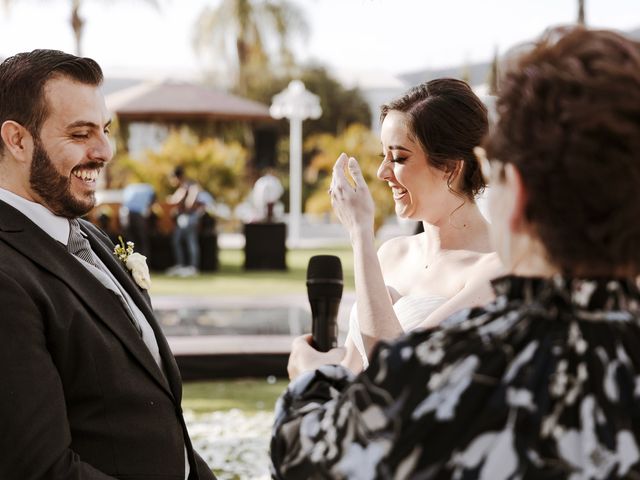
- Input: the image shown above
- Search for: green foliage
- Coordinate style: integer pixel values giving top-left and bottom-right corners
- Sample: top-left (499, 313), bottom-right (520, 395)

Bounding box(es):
top-left (240, 65), bottom-right (372, 137)
top-left (110, 129), bottom-right (251, 209)
top-left (301, 66), bottom-right (373, 137)
top-left (303, 124), bottom-right (394, 231)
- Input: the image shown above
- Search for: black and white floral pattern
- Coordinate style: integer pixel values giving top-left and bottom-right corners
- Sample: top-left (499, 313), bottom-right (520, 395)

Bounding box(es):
top-left (271, 276), bottom-right (640, 479)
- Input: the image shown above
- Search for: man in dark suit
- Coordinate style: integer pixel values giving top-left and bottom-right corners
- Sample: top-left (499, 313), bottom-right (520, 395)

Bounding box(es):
top-left (0, 50), bottom-right (216, 479)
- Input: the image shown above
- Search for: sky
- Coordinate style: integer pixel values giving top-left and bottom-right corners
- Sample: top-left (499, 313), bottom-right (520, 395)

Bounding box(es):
top-left (0, 0), bottom-right (638, 82)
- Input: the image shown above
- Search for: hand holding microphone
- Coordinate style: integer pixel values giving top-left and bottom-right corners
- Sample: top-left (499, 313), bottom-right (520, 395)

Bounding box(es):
top-left (287, 255), bottom-right (346, 380)
top-left (306, 254), bottom-right (343, 351)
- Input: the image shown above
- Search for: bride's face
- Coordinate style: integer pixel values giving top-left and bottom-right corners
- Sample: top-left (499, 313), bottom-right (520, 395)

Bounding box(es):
top-left (378, 110), bottom-right (455, 224)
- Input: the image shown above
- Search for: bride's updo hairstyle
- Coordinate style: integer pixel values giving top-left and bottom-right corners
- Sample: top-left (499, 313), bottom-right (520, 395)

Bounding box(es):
top-left (381, 78), bottom-right (488, 200)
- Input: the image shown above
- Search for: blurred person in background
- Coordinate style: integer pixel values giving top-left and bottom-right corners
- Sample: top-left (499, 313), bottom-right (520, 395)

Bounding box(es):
top-left (166, 165), bottom-right (204, 277)
top-left (252, 168), bottom-right (284, 223)
top-left (119, 182), bottom-right (155, 258)
top-left (271, 27), bottom-right (640, 479)
top-left (330, 79), bottom-right (503, 372)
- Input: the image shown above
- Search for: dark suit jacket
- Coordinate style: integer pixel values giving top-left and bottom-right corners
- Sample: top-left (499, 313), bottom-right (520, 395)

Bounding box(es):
top-left (0, 200), bottom-right (216, 480)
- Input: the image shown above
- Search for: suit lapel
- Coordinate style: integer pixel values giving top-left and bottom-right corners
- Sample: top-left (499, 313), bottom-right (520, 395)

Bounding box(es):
top-left (82, 221), bottom-right (183, 402)
top-left (0, 201), bottom-right (176, 400)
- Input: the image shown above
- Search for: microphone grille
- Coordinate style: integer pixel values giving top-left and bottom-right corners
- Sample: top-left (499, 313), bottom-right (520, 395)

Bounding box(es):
top-left (306, 255), bottom-right (343, 281)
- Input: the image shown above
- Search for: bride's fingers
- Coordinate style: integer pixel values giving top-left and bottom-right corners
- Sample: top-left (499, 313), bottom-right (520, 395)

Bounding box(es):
top-left (348, 157), bottom-right (366, 190)
top-left (332, 153), bottom-right (350, 187)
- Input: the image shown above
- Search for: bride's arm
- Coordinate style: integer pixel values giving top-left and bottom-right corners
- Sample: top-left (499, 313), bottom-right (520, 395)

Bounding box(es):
top-left (331, 154), bottom-right (404, 360)
top-left (341, 336), bottom-right (365, 372)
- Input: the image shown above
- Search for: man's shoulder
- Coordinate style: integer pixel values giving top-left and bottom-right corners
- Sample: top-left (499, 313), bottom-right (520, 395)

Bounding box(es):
top-left (0, 236), bottom-right (48, 286)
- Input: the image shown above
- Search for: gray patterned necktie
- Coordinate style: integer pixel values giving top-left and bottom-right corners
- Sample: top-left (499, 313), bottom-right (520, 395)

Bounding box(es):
top-left (67, 219), bottom-right (143, 337)
top-left (67, 219), bottom-right (101, 268)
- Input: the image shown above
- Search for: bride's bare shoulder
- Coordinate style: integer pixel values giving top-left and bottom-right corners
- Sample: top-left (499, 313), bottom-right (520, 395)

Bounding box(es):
top-left (378, 233), bottom-right (422, 264)
top-left (470, 251), bottom-right (506, 279)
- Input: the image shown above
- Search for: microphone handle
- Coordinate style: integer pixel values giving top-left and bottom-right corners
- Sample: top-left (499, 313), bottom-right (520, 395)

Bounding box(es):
top-left (311, 299), bottom-right (339, 352)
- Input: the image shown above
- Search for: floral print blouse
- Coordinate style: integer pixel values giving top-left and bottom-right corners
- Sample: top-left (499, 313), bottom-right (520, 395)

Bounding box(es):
top-left (270, 275), bottom-right (640, 479)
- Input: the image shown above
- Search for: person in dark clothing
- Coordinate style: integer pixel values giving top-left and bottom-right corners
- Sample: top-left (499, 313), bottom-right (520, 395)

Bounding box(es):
top-left (0, 49), bottom-right (215, 479)
top-left (271, 27), bottom-right (640, 479)
top-left (166, 166), bottom-right (204, 277)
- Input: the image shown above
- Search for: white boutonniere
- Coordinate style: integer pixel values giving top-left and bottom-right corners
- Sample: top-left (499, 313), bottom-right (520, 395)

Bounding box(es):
top-left (113, 237), bottom-right (152, 290)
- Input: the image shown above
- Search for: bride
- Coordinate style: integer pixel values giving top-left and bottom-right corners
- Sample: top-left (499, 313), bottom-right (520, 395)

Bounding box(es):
top-left (329, 78), bottom-right (504, 371)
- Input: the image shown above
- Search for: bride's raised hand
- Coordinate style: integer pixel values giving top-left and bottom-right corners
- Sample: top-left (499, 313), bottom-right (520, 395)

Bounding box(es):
top-left (329, 153), bottom-right (375, 239)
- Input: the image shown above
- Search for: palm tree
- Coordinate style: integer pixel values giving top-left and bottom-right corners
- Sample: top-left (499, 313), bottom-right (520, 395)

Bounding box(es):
top-left (487, 46), bottom-right (499, 96)
top-left (193, 0), bottom-right (309, 94)
top-left (2, 0), bottom-right (161, 56)
top-left (577, 0), bottom-right (586, 25)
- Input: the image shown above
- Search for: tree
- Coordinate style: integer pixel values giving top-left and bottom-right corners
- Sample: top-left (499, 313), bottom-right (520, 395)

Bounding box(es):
top-left (487, 47), bottom-right (499, 96)
top-left (577, 0), bottom-right (586, 25)
top-left (242, 65), bottom-right (372, 138)
top-left (193, 0), bottom-right (309, 95)
top-left (304, 124), bottom-right (394, 231)
top-left (2, 0), bottom-right (162, 56)
top-left (110, 129), bottom-right (251, 211)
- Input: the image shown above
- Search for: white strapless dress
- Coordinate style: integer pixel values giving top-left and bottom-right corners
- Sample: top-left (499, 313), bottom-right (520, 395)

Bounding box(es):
top-left (347, 294), bottom-right (447, 369)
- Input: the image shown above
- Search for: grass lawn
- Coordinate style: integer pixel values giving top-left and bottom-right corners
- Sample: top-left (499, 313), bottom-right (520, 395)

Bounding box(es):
top-left (182, 378), bottom-right (289, 415)
top-left (150, 246), bottom-right (355, 296)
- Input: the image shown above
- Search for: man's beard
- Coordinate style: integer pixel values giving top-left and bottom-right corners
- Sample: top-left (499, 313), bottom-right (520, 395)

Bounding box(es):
top-left (29, 138), bottom-right (97, 218)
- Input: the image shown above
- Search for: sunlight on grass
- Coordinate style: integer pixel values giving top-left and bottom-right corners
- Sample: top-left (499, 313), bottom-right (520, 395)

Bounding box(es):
top-left (182, 378), bottom-right (289, 414)
top-left (150, 247), bottom-right (354, 296)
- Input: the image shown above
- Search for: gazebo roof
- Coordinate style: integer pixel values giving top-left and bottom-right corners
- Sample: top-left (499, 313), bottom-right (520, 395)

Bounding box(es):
top-left (106, 80), bottom-right (274, 122)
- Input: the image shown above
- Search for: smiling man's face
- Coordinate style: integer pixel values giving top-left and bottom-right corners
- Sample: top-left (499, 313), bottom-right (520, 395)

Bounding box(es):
top-left (28, 75), bottom-right (112, 218)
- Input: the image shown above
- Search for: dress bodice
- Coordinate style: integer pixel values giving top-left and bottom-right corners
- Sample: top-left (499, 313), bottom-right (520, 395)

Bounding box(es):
top-left (347, 293), bottom-right (447, 368)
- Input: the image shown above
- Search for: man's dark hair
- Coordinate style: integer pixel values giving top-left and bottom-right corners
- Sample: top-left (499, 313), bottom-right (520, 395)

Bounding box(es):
top-left (380, 78), bottom-right (489, 200)
top-left (485, 27), bottom-right (640, 275)
top-left (0, 49), bottom-right (103, 154)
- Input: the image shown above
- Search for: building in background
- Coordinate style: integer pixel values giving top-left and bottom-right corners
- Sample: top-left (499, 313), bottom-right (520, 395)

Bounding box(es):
top-left (105, 79), bottom-right (278, 166)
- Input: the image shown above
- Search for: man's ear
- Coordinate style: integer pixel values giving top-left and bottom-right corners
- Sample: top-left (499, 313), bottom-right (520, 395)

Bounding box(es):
top-left (0, 120), bottom-right (33, 163)
top-left (504, 163), bottom-right (528, 233)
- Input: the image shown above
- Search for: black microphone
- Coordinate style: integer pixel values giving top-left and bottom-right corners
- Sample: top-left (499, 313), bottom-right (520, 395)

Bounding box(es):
top-left (306, 255), bottom-right (343, 352)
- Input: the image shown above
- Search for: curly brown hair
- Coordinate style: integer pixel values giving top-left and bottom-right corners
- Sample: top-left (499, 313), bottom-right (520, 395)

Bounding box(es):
top-left (485, 27), bottom-right (640, 275)
top-left (381, 78), bottom-right (488, 200)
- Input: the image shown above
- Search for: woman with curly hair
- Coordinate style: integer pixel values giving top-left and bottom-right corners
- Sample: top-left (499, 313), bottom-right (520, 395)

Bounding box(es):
top-left (272, 27), bottom-right (640, 479)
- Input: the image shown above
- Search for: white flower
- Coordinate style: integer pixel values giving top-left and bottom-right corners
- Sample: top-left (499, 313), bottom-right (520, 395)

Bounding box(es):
top-left (125, 252), bottom-right (152, 290)
top-left (113, 237), bottom-right (151, 290)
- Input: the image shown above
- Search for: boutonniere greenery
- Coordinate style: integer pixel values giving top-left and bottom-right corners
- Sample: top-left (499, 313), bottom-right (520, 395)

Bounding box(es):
top-left (113, 237), bottom-right (152, 290)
